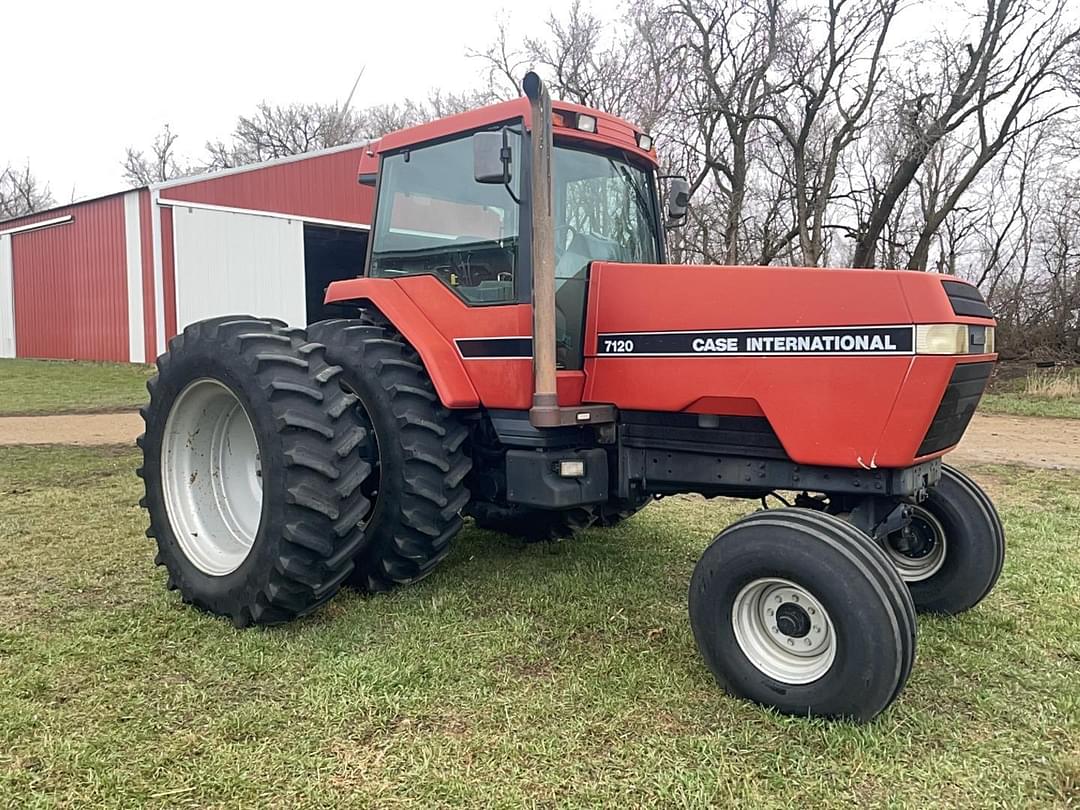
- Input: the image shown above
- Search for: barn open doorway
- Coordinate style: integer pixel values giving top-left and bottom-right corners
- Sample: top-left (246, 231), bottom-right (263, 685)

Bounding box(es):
top-left (303, 224), bottom-right (369, 323)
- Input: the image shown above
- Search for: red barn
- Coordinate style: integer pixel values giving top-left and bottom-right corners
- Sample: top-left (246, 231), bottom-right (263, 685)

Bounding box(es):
top-left (0, 143), bottom-right (375, 363)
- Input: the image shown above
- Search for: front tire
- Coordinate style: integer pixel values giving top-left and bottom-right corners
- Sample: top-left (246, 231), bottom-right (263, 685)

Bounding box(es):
top-left (689, 508), bottom-right (916, 722)
top-left (885, 464), bottom-right (1005, 614)
top-left (138, 317), bottom-right (373, 626)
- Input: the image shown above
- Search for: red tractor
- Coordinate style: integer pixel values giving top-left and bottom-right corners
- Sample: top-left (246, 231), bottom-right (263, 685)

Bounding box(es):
top-left (138, 74), bottom-right (1003, 722)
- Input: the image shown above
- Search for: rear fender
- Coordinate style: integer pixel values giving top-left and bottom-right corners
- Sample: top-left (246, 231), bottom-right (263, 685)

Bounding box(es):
top-left (324, 278), bottom-right (480, 408)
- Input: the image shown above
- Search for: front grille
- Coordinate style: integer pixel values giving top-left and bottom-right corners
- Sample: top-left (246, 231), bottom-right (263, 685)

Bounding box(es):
top-left (917, 361), bottom-right (993, 456)
top-left (942, 280), bottom-right (993, 319)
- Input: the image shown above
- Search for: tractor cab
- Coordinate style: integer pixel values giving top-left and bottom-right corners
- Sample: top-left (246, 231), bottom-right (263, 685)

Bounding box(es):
top-left (356, 95), bottom-right (676, 371)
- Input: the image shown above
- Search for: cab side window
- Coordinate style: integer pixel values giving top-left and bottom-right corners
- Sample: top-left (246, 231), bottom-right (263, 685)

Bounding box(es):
top-left (370, 130), bottom-right (522, 304)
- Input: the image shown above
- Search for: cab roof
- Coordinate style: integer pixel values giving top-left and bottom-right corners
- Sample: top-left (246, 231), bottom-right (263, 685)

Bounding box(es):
top-left (363, 97), bottom-right (658, 172)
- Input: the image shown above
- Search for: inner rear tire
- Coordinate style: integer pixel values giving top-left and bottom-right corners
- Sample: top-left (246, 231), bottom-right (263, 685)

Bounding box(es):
top-left (689, 508), bottom-right (916, 722)
top-left (467, 502), bottom-right (596, 542)
top-left (138, 317), bottom-right (373, 627)
top-left (307, 316), bottom-right (472, 592)
top-left (890, 464), bottom-right (1005, 614)
top-left (595, 494), bottom-right (652, 527)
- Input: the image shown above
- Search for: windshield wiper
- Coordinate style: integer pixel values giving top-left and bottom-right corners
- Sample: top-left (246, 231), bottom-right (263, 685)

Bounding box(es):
top-left (609, 159), bottom-right (655, 230)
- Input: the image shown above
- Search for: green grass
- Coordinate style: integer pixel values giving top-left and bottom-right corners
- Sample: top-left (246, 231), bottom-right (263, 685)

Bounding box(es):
top-left (0, 359), bottom-right (154, 416)
top-left (981, 393), bottom-right (1080, 420)
top-left (982, 366), bottom-right (1080, 419)
top-left (1, 447), bottom-right (1078, 808)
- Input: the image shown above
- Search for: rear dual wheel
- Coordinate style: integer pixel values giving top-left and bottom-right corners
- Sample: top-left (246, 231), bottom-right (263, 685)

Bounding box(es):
top-left (690, 508), bottom-right (916, 722)
top-left (140, 314), bottom-right (472, 626)
top-left (139, 317), bottom-right (374, 626)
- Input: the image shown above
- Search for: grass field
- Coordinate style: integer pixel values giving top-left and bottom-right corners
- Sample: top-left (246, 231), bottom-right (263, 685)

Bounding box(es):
top-left (982, 366), bottom-right (1080, 420)
top-left (1, 445), bottom-right (1078, 808)
top-left (0, 359), bottom-right (154, 416)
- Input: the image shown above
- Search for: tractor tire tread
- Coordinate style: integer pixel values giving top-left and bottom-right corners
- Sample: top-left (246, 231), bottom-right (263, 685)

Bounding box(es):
top-left (306, 313), bottom-right (471, 591)
top-left (139, 317), bottom-right (374, 626)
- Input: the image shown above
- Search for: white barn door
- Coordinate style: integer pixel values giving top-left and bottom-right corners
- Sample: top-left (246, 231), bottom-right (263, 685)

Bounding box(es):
top-left (172, 206), bottom-right (306, 331)
top-left (0, 234), bottom-right (14, 358)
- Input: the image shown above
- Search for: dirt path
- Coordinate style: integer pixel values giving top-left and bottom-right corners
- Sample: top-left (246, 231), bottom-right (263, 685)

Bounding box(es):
top-left (0, 410), bottom-right (1078, 470)
top-left (949, 412), bottom-right (1080, 470)
top-left (0, 412), bottom-right (143, 446)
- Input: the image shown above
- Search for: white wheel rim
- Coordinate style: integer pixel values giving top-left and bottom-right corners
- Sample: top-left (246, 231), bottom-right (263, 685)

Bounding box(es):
top-left (885, 505), bottom-right (947, 583)
top-left (732, 577), bottom-right (837, 685)
top-left (161, 379), bottom-right (263, 576)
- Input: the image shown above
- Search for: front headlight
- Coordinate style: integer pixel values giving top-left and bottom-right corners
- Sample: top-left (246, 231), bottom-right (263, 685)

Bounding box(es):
top-left (915, 325), bottom-right (996, 355)
top-left (916, 324), bottom-right (968, 355)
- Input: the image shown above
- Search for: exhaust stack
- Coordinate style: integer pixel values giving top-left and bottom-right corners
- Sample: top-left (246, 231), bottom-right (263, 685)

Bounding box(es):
top-left (523, 71), bottom-right (560, 428)
top-left (522, 72), bottom-right (616, 429)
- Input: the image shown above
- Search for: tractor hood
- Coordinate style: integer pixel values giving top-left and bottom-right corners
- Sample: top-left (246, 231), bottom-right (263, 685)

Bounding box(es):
top-left (581, 262), bottom-right (997, 469)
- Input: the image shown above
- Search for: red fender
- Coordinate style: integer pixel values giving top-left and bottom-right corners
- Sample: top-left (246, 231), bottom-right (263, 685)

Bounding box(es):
top-left (323, 278), bottom-right (480, 408)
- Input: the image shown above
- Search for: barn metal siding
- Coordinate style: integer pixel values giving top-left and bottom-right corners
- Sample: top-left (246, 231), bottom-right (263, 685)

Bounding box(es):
top-left (12, 195), bottom-right (129, 361)
top-left (0, 145), bottom-right (380, 363)
top-left (138, 189), bottom-right (157, 362)
top-left (0, 191), bottom-right (129, 233)
top-left (163, 148), bottom-right (375, 224)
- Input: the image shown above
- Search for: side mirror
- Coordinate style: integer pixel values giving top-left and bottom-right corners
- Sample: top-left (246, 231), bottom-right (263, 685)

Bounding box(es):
top-left (474, 130), bottom-right (512, 184)
top-left (665, 176), bottom-right (690, 224)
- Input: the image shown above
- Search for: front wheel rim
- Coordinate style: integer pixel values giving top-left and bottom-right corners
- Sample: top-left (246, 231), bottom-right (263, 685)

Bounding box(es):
top-left (885, 506), bottom-right (947, 583)
top-left (161, 379), bottom-right (263, 576)
top-left (731, 577), bottom-right (837, 685)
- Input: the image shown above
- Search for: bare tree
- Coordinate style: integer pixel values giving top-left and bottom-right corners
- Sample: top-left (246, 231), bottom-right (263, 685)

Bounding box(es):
top-left (126, 90), bottom-right (464, 183)
top-left (426, 88), bottom-right (500, 118)
top-left (204, 101), bottom-right (369, 169)
top-left (851, 0), bottom-right (1080, 267)
top-left (672, 0), bottom-right (790, 263)
top-left (0, 163), bottom-right (54, 219)
top-left (473, 0), bottom-right (682, 129)
top-left (122, 124), bottom-right (199, 186)
top-left (773, 0), bottom-right (901, 265)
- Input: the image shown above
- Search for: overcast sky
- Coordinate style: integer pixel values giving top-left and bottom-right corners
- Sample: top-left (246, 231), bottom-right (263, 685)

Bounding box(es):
top-left (2, 0), bottom-right (612, 201)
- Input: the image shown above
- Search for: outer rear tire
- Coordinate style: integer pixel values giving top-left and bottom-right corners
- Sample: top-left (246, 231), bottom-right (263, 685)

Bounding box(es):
top-left (689, 508), bottom-right (916, 722)
top-left (307, 317), bottom-right (471, 592)
top-left (891, 464), bottom-right (1005, 614)
top-left (138, 317), bottom-right (373, 627)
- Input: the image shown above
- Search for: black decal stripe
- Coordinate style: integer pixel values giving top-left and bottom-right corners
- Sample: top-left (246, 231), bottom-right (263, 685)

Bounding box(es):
top-left (596, 326), bottom-right (915, 356)
top-left (456, 337), bottom-right (533, 359)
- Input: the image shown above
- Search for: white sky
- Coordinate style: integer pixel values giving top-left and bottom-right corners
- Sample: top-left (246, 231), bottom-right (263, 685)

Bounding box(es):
top-left (1, 0), bottom-right (609, 201)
